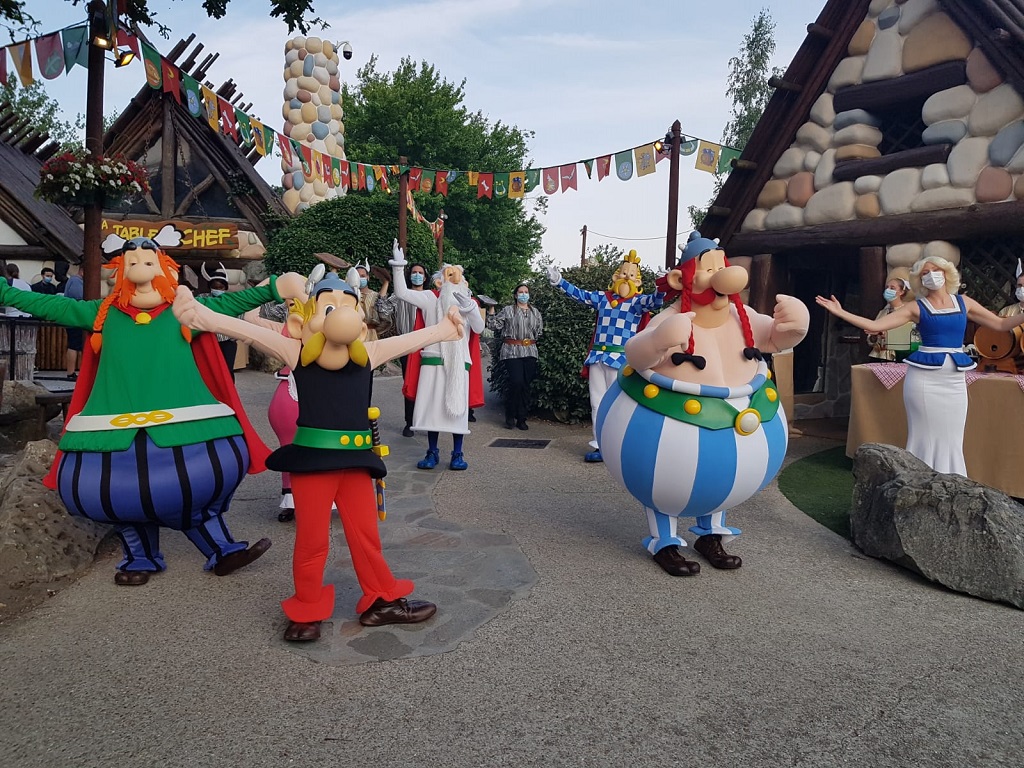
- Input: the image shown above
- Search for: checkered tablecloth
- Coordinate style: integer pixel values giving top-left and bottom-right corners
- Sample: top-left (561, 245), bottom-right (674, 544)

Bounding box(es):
top-left (865, 362), bottom-right (1024, 393)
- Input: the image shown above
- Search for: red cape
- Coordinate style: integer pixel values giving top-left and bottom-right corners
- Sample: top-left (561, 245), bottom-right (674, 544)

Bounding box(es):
top-left (43, 304), bottom-right (270, 489)
top-left (402, 296), bottom-right (484, 409)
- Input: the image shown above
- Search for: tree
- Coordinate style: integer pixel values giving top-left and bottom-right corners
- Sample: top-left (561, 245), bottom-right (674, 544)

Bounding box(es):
top-left (1, 80), bottom-right (85, 148)
top-left (340, 56), bottom-right (545, 301)
top-left (688, 8), bottom-right (782, 228)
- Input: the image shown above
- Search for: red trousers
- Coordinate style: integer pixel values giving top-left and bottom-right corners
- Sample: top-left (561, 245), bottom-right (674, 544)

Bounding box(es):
top-left (281, 469), bottom-right (413, 623)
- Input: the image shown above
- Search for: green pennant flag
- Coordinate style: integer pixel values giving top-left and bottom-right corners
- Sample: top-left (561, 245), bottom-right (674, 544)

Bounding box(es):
top-left (140, 41), bottom-right (162, 89)
top-left (181, 72), bottom-right (203, 118)
top-left (614, 150), bottom-right (633, 181)
top-left (235, 110), bottom-right (253, 143)
top-left (262, 125), bottom-right (276, 157)
top-left (524, 169), bottom-right (540, 192)
top-left (583, 159), bottom-right (594, 179)
top-left (718, 146), bottom-right (742, 174)
top-left (493, 172), bottom-right (509, 198)
top-left (680, 139), bottom-right (698, 156)
top-left (62, 25), bottom-right (89, 74)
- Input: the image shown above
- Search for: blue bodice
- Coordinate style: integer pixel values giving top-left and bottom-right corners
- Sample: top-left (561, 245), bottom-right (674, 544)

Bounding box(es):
top-left (905, 295), bottom-right (975, 370)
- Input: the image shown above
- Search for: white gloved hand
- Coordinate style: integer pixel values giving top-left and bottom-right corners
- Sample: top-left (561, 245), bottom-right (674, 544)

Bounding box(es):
top-left (546, 265), bottom-right (562, 286)
top-left (453, 292), bottom-right (478, 315)
top-left (389, 238), bottom-right (407, 267)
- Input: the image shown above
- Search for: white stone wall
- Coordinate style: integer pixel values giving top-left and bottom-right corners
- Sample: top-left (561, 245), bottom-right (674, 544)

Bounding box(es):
top-left (741, 0), bottom-right (1024, 236)
top-left (281, 36), bottom-right (348, 214)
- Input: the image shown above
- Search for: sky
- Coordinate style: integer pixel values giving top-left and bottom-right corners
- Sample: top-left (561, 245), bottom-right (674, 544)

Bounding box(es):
top-left (18, 0), bottom-right (827, 272)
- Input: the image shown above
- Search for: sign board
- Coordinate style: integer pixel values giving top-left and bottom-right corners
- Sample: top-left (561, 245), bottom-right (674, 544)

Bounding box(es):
top-left (101, 219), bottom-right (239, 250)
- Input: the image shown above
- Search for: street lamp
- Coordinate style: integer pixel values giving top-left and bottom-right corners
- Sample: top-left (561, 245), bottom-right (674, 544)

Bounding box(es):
top-left (82, 0), bottom-right (111, 301)
top-left (436, 209), bottom-right (448, 268)
top-left (661, 120), bottom-right (682, 271)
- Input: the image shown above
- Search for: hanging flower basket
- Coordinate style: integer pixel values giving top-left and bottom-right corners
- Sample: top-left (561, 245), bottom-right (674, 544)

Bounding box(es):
top-left (34, 150), bottom-right (150, 208)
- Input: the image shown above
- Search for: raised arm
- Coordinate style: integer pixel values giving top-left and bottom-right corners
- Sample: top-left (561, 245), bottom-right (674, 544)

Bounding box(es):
top-left (816, 294), bottom-right (919, 333)
top-left (745, 295), bottom-right (810, 353)
top-left (367, 306), bottom-right (464, 368)
top-left (389, 256), bottom-right (436, 313)
top-left (0, 282), bottom-right (99, 328)
top-left (966, 296), bottom-right (1024, 333)
top-left (624, 307), bottom-right (694, 371)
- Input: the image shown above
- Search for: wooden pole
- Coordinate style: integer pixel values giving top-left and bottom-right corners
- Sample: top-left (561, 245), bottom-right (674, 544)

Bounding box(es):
top-left (580, 224), bottom-right (587, 267)
top-left (437, 208), bottom-right (445, 269)
top-left (398, 156), bottom-right (408, 253)
top-left (665, 120), bottom-right (681, 270)
top-left (83, 0), bottom-right (108, 301)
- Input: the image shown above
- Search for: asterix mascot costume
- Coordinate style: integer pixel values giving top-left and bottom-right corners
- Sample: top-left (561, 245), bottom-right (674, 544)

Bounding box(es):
top-left (595, 232), bottom-right (809, 577)
top-left (0, 226), bottom-right (307, 585)
top-left (174, 264), bottom-right (465, 642)
top-left (546, 250), bottom-right (663, 462)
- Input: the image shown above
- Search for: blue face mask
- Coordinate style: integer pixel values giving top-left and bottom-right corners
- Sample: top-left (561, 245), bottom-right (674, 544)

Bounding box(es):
top-left (210, 289), bottom-right (225, 297)
top-left (410, 272), bottom-right (425, 286)
top-left (517, 293), bottom-right (529, 304)
top-left (359, 278), bottom-right (368, 289)
top-left (43, 275), bottom-right (53, 283)
top-left (883, 288), bottom-right (897, 302)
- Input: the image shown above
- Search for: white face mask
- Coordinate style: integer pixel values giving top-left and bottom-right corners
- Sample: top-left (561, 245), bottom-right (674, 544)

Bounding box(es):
top-left (921, 271), bottom-right (945, 291)
top-left (1016, 287), bottom-right (1024, 303)
top-left (883, 288), bottom-right (898, 302)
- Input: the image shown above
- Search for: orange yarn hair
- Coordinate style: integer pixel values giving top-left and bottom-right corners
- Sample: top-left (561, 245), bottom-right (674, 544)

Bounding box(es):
top-left (90, 249), bottom-right (191, 353)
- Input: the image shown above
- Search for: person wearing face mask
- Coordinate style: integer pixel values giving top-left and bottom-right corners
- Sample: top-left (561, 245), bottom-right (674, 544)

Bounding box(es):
top-left (866, 270), bottom-right (915, 361)
top-left (198, 263), bottom-right (239, 379)
top-left (377, 262), bottom-right (428, 436)
top-left (817, 256), bottom-right (1024, 476)
top-left (487, 283), bottom-right (543, 429)
top-left (997, 260), bottom-right (1024, 318)
top-left (32, 266), bottom-right (60, 295)
top-left (354, 262), bottom-right (390, 342)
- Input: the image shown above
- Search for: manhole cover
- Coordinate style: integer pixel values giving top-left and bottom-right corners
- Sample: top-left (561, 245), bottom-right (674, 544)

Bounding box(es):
top-left (489, 438), bottom-right (551, 449)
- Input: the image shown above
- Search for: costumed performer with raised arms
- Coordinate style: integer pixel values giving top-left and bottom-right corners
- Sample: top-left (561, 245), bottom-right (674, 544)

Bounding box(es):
top-left (818, 255), bottom-right (1024, 476)
top-left (597, 232), bottom-right (809, 576)
top-left (0, 226), bottom-right (307, 585)
top-left (174, 264), bottom-right (466, 642)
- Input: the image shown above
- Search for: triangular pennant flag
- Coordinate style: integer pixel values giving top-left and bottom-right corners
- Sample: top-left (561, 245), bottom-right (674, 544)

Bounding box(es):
top-left (493, 172), bottom-right (509, 198)
top-left (60, 25), bottom-right (88, 74)
top-left (477, 172), bottom-right (493, 199)
top-left (235, 110), bottom-right (252, 143)
top-left (559, 164), bottom-right (577, 192)
top-left (297, 142), bottom-right (313, 180)
top-left (583, 159), bottom-right (594, 179)
top-left (508, 171), bottom-right (525, 199)
top-left (542, 168), bottom-right (559, 195)
top-left (357, 163), bottom-right (367, 191)
top-left (378, 168), bottom-right (391, 194)
top-left (277, 133), bottom-right (294, 165)
top-left (420, 171), bottom-right (433, 194)
top-left (181, 72), bottom-right (203, 117)
top-left (680, 139), bottom-right (698, 156)
top-left (466, 171), bottom-right (479, 187)
top-left (434, 171), bottom-right (448, 197)
top-left (201, 86), bottom-right (219, 131)
top-left (596, 156), bottom-right (611, 181)
top-left (161, 59), bottom-right (181, 104)
top-left (331, 157), bottom-right (341, 188)
top-left (218, 98), bottom-right (238, 142)
top-left (262, 125), bottom-right (276, 158)
top-left (447, 170), bottom-right (458, 185)
top-left (9, 42), bottom-right (33, 86)
top-left (340, 161), bottom-right (351, 191)
top-left (694, 140), bottom-right (720, 174)
top-left (315, 152), bottom-right (328, 182)
top-left (408, 167), bottom-right (422, 192)
top-left (524, 169), bottom-right (540, 192)
top-left (35, 32), bottom-right (64, 80)
top-left (141, 41), bottom-right (162, 89)
top-left (614, 151), bottom-right (634, 181)
top-left (0, 47), bottom-right (7, 86)
top-left (250, 118), bottom-right (268, 156)
top-left (655, 142), bottom-right (672, 164)
top-left (718, 146), bottom-right (742, 174)
top-left (116, 30), bottom-right (141, 59)
top-left (634, 144), bottom-right (656, 177)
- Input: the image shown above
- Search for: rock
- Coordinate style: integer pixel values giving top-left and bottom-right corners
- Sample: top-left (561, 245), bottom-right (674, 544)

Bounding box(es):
top-left (989, 121), bottom-right (1024, 167)
top-left (976, 167), bottom-right (1013, 203)
top-left (300, 102), bottom-right (318, 124)
top-left (834, 109), bottom-right (882, 131)
top-left (1015, 174), bottom-right (1024, 199)
top-left (854, 175), bottom-right (882, 193)
top-left (740, 208), bottom-right (767, 232)
top-left (886, 242), bottom-right (924, 268)
top-left (910, 186), bottom-right (975, 211)
top-left (283, 80), bottom-right (299, 100)
top-left (796, 122), bottom-right (832, 153)
top-left (851, 443), bottom-right (1024, 610)
top-left (921, 162), bottom-right (950, 189)
top-left (849, 19), bottom-right (876, 56)
top-left (923, 85), bottom-right (977, 125)
top-left (773, 147), bottom-right (807, 177)
top-left (815, 149), bottom-right (838, 190)
top-left (302, 55), bottom-right (315, 77)
top-left (305, 36), bottom-right (323, 54)
top-left (879, 167), bottom-right (923, 214)
top-left (835, 144), bottom-right (882, 161)
top-left (947, 136), bottom-right (992, 187)
top-left (833, 124), bottom-right (883, 147)
top-left (897, 0), bottom-right (939, 33)
top-left (921, 119), bottom-right (967, 146)
top-left (968, 84), bottom-right (1024, 137)
top-left (764, 203), bottom-right (805, 229)
top-left (787, 172), bottom-right (815, 207)
top-left (804, 182), bottom-right (857, 225)
top-left (828, 56), bottom-right (865, 93)
top-left (0, 440), bottom-right (106, 590)
top-left (903, 13), bottom-right (972, 73)
top-left (966, 47), bottom-right (1003, 94)
top-left (1009, 145), bottom-right (1024, 174)
top-left (922, 240), bottom-right (960, 265)
top-left (803, 150), bottom-right (822, 171)
top-left (862, 28), bottom-right (903, 82)
top-left (756, 179), bottom-right (788, 209)
top-left (869, 0), bottom-right (891, 15)
top-left (856, 193), bottom-right (881, 218)
top-left (809, 93), bottom-right (835, 127)
top-left (877, 6), bottom-right (900, 30)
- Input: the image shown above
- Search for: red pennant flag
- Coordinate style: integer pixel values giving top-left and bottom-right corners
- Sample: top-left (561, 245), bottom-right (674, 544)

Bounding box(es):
top-left (324, 156), bottom-right (334, 188)
top-left (161, 59), bottom-right (181, 103)
top-left (434, 171), bottom-right (448, 197)
top-left (560, 164), bottom-right (578, 192)
top-left (596, 155), bottom-right (612, 181)
top-left (357, 163), bottom-right (367, 191)
top-left (408, 167), bottom-right (422, 191)
top-left (116, 30), bottom-right (141, 59)
top-left (477, 173), bottom-right (493, 199)
top-left (340, 161), bottom-right (350, 191)
top-left (277, 134), bottom-right (293, 165)
top-left (542, 168), bottom-right (559, 195)
top-left (218, 98), bottom-right (239, 142)
top-left (34, 33), bottom-right (64, 80)
top-left (656, 143), bottom-right (671, 164)
top-left (299, 144), bottom-right (314, 181)
top-left (0, 49), bottom-right (7, 87)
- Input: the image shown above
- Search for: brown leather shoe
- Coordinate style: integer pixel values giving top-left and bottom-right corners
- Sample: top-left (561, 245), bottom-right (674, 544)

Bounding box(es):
top-left (693, 534), bottom-right (742, 569)
top-left (359, 597), bottom-right (437, 626)
top-left (114, 570), bottom-right (151, 586)
top-left (284, 621), bottom-right (322, 642)
top-left (652, 545), bottom-right (701, 576)
top-left (213, 538), bottom-right (272, 576)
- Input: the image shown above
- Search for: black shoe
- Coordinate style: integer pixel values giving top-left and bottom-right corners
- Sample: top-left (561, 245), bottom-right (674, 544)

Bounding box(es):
top-left (468, 410), bottom-right (476, 422)
top-left (213, 538), bottom-right (272, 576)
top-left (517, 420), bottom-right (528, 430)
top-left (278, 508), bottom-right (295, 523)
top-left (359, 597), bottom-right (437, 626)
top-left (505, 417), bottom-right (516, 429)
top-left (652, 545), bottom-right (701, 577)
top-left (66, 372), bottom-right (77, 381)
top-left (402, 426), bottom-right (415, 437)
top-left (284, 620), bottom-right (322, 642)
top-left (693, 534), bottom-right (742, 569)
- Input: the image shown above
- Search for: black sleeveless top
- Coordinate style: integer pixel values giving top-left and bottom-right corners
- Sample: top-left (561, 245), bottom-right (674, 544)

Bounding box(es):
top-left (265, 360), bottom-right (387, 477)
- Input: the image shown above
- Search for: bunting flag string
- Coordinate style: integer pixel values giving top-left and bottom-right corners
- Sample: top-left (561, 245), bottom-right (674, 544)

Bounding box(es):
top-left (1, 22), bottom-right (744, 204)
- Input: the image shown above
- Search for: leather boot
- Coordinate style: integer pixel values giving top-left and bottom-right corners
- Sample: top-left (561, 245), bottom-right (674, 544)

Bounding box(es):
top-left (652, 545), bottom-right (701, 577)
top-left (694, 534), bottom-right (742, 569)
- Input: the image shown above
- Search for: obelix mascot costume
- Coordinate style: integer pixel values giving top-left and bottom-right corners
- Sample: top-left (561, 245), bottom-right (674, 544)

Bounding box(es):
top-left (0, 227), bottom-right (307, 585)
top-left (173, 265), bottom-right (465, 642)
top-left (595, 232), bottom-right (809, 576)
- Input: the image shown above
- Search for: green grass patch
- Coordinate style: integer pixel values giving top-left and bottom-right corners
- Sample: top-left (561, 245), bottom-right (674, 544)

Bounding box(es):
top-left (777, 446), bottom-right (854, 539)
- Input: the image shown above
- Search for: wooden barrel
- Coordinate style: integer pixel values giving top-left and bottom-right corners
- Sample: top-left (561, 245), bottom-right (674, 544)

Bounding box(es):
top-left (974, 325), bottom-right (1023, 360)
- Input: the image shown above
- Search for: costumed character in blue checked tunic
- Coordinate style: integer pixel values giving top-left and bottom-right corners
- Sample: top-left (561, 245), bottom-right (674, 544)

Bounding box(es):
top-left (546, 250), bottom-right (663, 462)
top-left (596, 232), bottom-right (809, 576)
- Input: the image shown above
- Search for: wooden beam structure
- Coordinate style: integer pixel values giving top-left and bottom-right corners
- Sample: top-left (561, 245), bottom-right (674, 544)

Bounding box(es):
top-left (832, 144), bottom-right (953, 181)
top-left (832, 61), bottom-right (967, 113)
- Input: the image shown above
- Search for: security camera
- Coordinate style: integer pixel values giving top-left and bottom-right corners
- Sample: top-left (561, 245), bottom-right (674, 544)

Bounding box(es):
top-left (341, 41), bottom-right (353, 60)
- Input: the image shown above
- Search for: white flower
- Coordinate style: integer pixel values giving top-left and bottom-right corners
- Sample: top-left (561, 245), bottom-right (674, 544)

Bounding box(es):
top-left (62, 185), bottom-right (69, 192)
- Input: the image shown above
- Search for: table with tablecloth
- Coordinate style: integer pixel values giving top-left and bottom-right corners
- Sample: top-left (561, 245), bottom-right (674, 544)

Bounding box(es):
top-left (847, 363), bottom-right (1024, 498)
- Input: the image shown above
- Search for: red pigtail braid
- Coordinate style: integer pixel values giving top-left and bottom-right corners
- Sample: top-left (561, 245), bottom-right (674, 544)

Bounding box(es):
top-left (732, 294), bottom-right (755, 349)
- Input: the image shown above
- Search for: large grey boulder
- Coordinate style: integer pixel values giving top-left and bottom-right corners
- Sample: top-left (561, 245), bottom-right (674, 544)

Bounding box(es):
top-left (851, 443), bottom-right (1024, 609)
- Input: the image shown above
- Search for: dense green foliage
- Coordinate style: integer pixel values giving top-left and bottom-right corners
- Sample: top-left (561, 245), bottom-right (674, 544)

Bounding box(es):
top-left (489, 249), bottom-right (660, 424)
top-left (263, 193), bottom-right (441, 278)
top-left (777, 447), bottom-right (853, 539)
top-left (0, 80), bottom-right (84, 149)
top-left (341, 57), bottom-right (544, 301)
